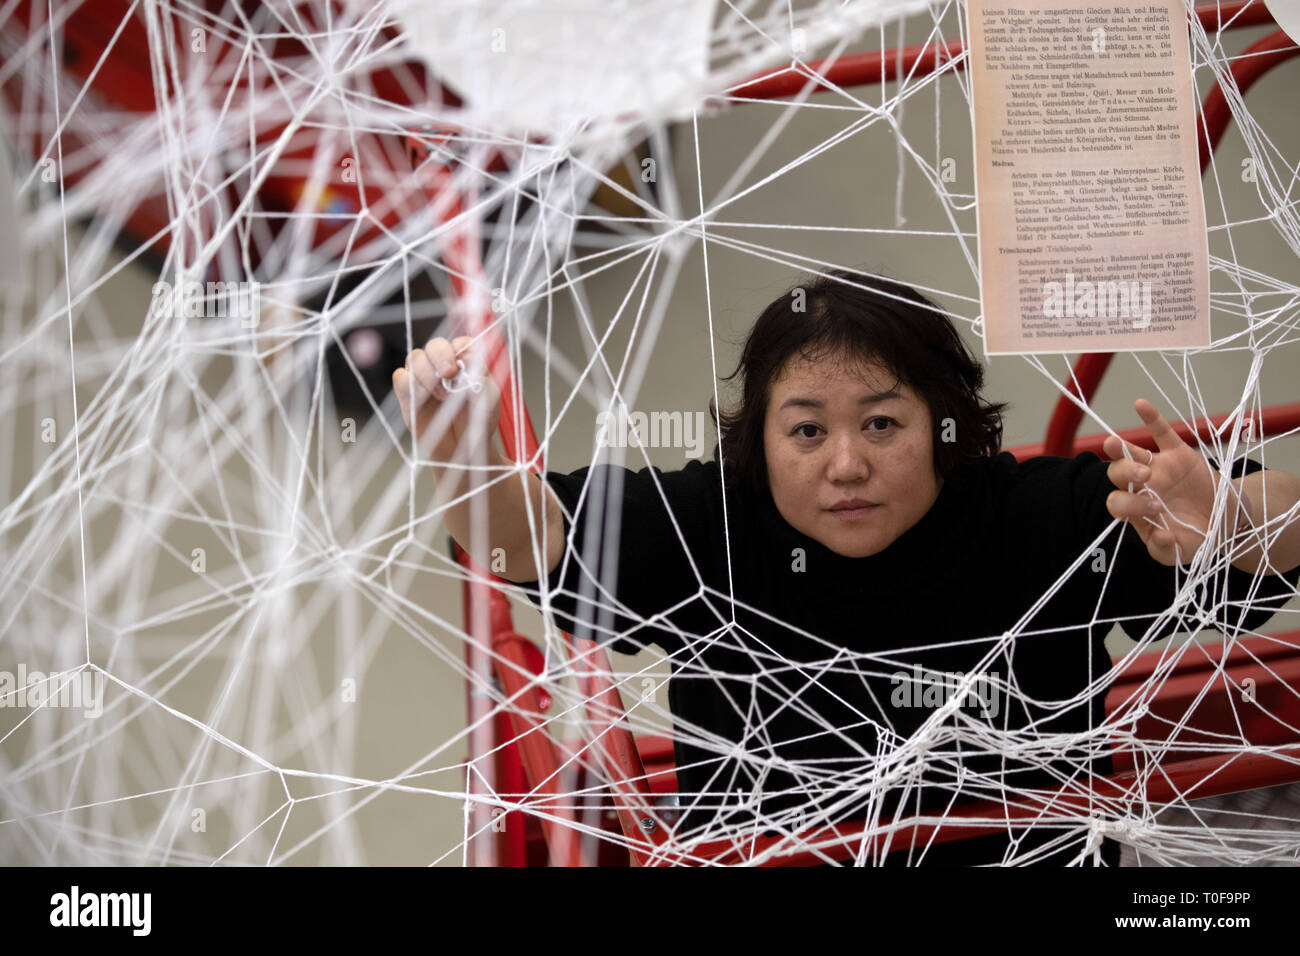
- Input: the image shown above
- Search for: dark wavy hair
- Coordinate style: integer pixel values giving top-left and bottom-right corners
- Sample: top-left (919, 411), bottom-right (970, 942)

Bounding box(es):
top-left (709, 268), bottom-right (1008, 498)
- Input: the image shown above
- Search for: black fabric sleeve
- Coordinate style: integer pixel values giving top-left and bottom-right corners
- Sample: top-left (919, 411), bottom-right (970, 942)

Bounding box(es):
top-left (1069, 451), bottom-right (1300, 642)
top-left (510, 460), bottom-right (722, 656)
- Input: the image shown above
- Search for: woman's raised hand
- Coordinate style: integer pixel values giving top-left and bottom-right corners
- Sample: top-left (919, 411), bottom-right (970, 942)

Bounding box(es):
top-left (391, 335), bottom-right (502, 465)
top-left (1103, 398), bottom-right (1235, 567)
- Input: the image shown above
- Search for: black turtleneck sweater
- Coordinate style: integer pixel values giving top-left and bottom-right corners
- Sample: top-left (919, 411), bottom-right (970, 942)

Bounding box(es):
top-left (515, 451), bottom-right (1298, 865)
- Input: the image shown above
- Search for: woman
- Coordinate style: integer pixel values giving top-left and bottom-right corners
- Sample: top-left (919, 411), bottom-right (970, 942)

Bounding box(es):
top-left (393, 268), bottom-right (1300, 866)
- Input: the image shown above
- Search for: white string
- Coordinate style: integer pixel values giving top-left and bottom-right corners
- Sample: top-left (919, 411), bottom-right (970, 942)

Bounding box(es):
top-left (1, 0), bottom-right (1298, 867)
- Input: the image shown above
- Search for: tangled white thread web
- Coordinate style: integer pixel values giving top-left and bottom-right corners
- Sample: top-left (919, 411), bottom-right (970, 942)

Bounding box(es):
top-left (1, 0), bottom-right (1299, 866)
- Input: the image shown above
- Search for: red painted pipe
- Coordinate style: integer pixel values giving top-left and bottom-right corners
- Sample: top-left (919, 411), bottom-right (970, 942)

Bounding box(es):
top-left (422, 145), bottom-right (657, 864)
top-left (1009, 401), bottom-right (1300, 462)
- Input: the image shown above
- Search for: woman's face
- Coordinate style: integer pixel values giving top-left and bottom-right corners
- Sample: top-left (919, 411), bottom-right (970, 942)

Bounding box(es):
top-left (763, 353), bottom-right (942, 559)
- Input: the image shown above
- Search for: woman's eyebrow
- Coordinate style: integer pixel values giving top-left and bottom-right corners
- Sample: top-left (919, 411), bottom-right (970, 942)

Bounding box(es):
top-left (778, 388), bottom-right (902, 411)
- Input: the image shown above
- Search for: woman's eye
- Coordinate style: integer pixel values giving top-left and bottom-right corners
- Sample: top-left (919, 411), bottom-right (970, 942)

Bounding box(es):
top-left (790, 418), bottom-right (894, 442)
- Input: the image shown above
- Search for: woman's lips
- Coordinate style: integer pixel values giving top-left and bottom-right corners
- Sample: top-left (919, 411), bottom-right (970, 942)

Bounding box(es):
top-left (828, 504), bottom-right (879, 520)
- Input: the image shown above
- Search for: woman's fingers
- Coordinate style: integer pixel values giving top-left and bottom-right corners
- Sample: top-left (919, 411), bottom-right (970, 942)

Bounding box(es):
top-left (423, 335), bottom-right (475, 373)
top-left (1103, 433), bottom-right (1155, 495)
top-left (1103, 431), bottom-right (1153, 464)
top-left (1106, 455), bottom-right (1151, 489)
top-left (1102, 398), bottom-right (1182, 465)
top-left (391, 366), bottom-right (424, 406)
top-left (391, 367), bottom-right (408, 415)
top-left (393, 364), bottom-right (432, 417)
top-left (407, 347), bottom-right (448, 401)
top-left (393, 337), bottom-right (497, 453)
top-left (1135, 398), bottom-right (1182, 453)
top-left (420, 337), bottom-right (462, 380)
top-left (1107, 488), bottom-right (1160, 522)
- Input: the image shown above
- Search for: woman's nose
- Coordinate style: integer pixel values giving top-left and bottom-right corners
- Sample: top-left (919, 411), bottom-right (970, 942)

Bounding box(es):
top-left (825, 432), bottom-right (869, 482)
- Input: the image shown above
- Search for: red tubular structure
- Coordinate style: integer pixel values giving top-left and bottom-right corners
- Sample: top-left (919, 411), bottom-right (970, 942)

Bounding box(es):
top-left (1107, 633), bottom-right (1300, 773)
top-left (405, 133), bottom-right (664, 864)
